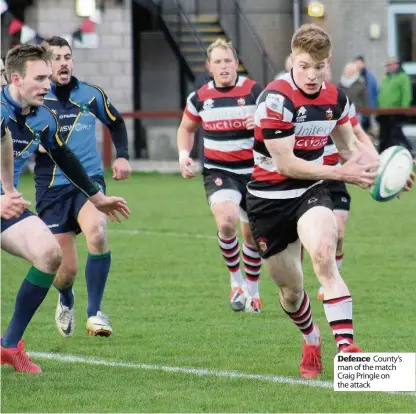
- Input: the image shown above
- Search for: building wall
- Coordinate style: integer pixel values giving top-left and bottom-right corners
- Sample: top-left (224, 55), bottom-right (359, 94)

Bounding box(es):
top-left (172, 0), bottom-right (390, 83)
top-left (231, 0), bottom-right (390, 82)
top-left (25, 0), bottom-right (134, 155)
top-left (303, 0), bottom-right (389, 83)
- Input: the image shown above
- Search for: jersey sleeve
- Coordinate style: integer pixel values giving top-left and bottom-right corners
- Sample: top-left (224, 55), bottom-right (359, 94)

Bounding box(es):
top-left (255, 90), bottom-right (295, 140)
top-left (348, 102), bottom-right (359, 127)
top-left (251, 82), bottom-right (264, 102)
top-left (37, 108), bottom-right (63, 149)
top-left (38, 107), bottom-right (99, 197)
top-left (336, 88), bottom-right (350, 126)
top-left (183, 91), bottom-right (201, 122)
top-left (89, 85), bottom-right (123, 126)
top-left (1, 102), bottom-right (10, 140)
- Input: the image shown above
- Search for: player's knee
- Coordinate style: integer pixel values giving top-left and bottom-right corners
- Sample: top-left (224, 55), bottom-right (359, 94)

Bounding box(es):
top-left (33, 242), bottom-right (62, 273)
top-left (86, 222), bottom-right (108, 252)
top-left (60, 262), bottom-right (78, 280)
top-left (280, 286), bottom-right (303, 306)
top-left (217, 214), bottom-right (238, 237)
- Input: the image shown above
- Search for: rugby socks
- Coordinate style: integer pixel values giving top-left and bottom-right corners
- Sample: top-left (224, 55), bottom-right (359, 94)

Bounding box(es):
top-left (85, 251), bottom-right (111, 317)
top-left (281, 290), bottom-right (320, 346)
top-left (242, 242), bottom-right (261, 298)
top-left (1, 267), bottom-right (54, 348)
top-left (336, 254), bottom-right (344, 269)
top-left (323, 295), bottom-right (353, 351)
top-left (217, 233), bottom-right (245, 288)
top-left (57, 283), bottom-right (74, 308)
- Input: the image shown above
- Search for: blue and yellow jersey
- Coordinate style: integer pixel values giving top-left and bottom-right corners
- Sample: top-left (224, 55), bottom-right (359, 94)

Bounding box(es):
top-left (35, 76), bottom-right (124, 188)
top-left (1, 86), bottom-right (63, 191)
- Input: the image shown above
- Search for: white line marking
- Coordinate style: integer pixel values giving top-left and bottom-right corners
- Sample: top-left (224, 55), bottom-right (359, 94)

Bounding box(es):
top-left (29, 352), bottom-right (416, 397)
top-left (109, 228), bottom-right (216, 240)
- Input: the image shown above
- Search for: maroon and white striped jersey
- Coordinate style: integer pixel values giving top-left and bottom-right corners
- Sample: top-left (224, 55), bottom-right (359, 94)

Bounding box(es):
top-left (324, 102), bottom-right (359, 166)
top-left (184, 76), bottom-right (263, 175)
top-left (247, 72), bottom-right (349, 199)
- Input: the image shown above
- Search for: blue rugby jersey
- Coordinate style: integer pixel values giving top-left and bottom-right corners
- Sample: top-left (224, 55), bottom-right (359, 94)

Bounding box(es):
top-left (35, 76), bottom-right (127, 188)
top-left (1, 85), bottom-right (99, 197)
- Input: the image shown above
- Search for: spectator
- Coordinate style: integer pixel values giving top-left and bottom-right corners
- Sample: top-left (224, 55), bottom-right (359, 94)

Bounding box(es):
top-left (355, 55), bottom-right (378, 108)
top-left (355, 55), bottom-right (378, 131)
top-left (377, 56), bottom-right (414, 155)
top-left (338, 62), bottom-right (369, 111)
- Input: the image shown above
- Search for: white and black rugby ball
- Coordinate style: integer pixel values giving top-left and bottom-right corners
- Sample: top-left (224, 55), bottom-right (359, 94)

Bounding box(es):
top-left (370, 146), bottom-right (414, 202)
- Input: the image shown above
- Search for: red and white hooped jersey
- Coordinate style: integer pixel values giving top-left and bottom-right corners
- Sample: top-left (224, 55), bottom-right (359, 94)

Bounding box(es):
top-left (184, 76), bottom-right (263, 175)
top-left (247, 72), bottom-right (349, 199)
top-left (323, 102), bottom-right (359, 166)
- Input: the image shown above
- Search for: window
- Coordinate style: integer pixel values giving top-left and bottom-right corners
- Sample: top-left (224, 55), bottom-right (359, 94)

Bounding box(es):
top-left (388, 4), bottom-right (416, 74)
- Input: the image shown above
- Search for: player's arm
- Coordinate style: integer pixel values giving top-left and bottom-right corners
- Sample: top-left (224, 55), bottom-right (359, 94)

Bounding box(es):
top-left (261, 92), bottom-right (378, 187)
top-left (348, 102), bottom-right (377, 156)
top-left (177, 91), bottom-right (201, 178)
top-left (260, 92), bottom-right (342, 181)
top-left (0, 113), bottom-right (14, 194)
top-left (90, 85), bottom-right (131, 180)
top-left (243, 82), bottom-right (264, 130)
top-left (264, 135), bottom-right (343, 181)
top-left (1, 110), bottom-right (31, 217)
top-left (40, 109), bottom-right (129, 221)
top-left (352, 122), bottom-right (375, 150)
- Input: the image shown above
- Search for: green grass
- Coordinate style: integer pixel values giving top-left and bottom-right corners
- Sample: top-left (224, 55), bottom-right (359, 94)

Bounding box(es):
top-left (1, 172), bottom-right (416, 413)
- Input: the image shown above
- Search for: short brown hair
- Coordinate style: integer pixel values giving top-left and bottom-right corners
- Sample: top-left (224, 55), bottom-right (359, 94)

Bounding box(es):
top-left (206, 38), bottom-right (238, 61)
top-left (291, 23), bottom-right (331, 61)
top-left (5, 43), bottom-right (53, 80)
top-left (45, 36), bottom-right (72, 52)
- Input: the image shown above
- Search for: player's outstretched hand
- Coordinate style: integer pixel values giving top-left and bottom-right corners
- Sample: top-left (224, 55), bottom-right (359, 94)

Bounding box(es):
top-left (1, 192), bottom-right (31, 220)
top-left (179, 157), bottom-right (197, 179)
top-left (112, 157), bottom-right (132, 181)
top-left (339, 150), bottom-right (379, 189)
top-left (90, 193), bottom-right (130, 222)
top-left (243, 114), bottom-right (255, 130)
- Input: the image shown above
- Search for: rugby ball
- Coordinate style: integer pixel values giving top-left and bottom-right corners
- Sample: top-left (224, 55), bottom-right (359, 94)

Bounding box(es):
top-left (370, 146), bottom-right (414, 202)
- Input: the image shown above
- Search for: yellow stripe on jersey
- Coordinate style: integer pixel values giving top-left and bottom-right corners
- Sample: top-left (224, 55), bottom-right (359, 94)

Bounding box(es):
top-left (48, 112), bottom-right (82, 188)
top-left (84, 82), bottom-right (116, 122)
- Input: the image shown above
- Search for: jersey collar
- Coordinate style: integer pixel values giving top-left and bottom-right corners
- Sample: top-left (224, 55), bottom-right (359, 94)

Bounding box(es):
top-left (1, 85), bottom-right (36, 115)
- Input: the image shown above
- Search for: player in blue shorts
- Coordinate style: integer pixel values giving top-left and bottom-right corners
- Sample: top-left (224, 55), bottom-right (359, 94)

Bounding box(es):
top-left (34, 37), bottom-right (132, 337)
top-left (1, 44), bottom-right (129, 373)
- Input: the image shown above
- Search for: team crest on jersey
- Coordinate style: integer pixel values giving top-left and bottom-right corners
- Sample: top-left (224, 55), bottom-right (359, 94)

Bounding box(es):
top-left (237, 97), bottom-right (245, 106)
top-left (326, 108), bottom-right (333, 120)
top-left (95, 182), bottom-right (104, 193)
top-left (265, 93), bottom-right (284, 119)
top-left (257, 237), bottom-right (268, 253)
top-left (214, 177), bottom-right (223, 186)
top-left (80, 104), bottom-right (90, 114)
top-left (203, 99), bottom-right (214, 110)
top-left (296, 106), bottom-right (307, 122)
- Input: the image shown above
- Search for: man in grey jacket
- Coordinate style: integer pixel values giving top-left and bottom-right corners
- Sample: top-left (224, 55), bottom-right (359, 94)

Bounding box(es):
top-left (338, 62), bottom-right (369, 113)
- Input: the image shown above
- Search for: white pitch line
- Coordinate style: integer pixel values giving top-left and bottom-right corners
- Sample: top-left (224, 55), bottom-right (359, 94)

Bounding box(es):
top-left (109, 228), bottom-right (216, 240)
top-left (29, 352), bottom-right (415, 397)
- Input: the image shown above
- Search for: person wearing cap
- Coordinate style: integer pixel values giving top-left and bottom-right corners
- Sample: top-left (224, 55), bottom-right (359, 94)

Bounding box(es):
top-left (377, 56), bottom-right (414, 154)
